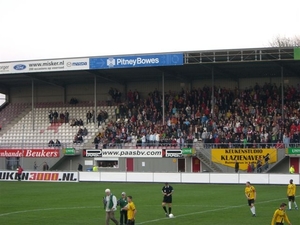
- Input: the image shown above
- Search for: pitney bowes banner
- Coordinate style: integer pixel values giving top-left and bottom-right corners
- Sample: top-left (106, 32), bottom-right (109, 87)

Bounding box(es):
top-left (0, 171), bottom-right (78, 182)
top-left (0, 58), bottom-right (89, 74)
top-left (89, 53), bottom-right (183, 69)
top-left (0, 149), bottom-right (60, 157)
top-left (102, 149), bottom-right (162, 158)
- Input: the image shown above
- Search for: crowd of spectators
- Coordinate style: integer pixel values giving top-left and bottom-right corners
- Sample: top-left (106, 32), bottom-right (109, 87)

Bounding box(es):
top-left (48, 139), bottom-right (61, 147)
top-left (108, 87), bottom-right (122, 103)
top-left (94, 83), bottom-right (300, 149)
top-left (73, 127), bottom-right (88, 144)
top-left (70, 118), bottom-right (84, 126)
top-left (48, 110), bottom-right (69, 123)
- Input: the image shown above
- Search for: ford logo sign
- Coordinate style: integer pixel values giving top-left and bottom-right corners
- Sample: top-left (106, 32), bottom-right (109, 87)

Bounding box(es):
top-left (14, 64), bottom-right (26, 70)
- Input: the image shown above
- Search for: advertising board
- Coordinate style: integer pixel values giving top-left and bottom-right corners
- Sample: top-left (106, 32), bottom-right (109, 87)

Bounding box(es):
top-left (0, 58), bottom-right (89, 74)
top-left (211, 148), bottom-right (277, 170)
top-left (102, 149), bottom-right (162, 158)
top-left (0, 149), bottom-right (60, 158)
top-left (89, 53), bottom-right (183, 69)
top-left (0, 171), bottom-right (78, 182)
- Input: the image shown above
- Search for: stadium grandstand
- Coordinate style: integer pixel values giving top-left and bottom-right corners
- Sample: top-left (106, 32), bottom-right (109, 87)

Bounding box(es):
top-left (0, 47), bottom-right (300, 172)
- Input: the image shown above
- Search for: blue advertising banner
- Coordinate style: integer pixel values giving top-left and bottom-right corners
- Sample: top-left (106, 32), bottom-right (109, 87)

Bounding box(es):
top-left (89, 53), bottom-right (183, 69)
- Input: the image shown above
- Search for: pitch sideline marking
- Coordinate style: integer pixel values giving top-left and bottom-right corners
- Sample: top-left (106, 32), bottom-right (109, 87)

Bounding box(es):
top-left (0, 206), bottom-right (98, 217)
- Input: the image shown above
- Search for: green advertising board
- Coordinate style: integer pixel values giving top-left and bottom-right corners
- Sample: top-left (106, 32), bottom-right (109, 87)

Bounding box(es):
top-left (287, 148), bottom-right (300, 156)
top-left (64, 148), bottom-right (76, 156)
top-left (181, 148), bottom-right (195, 155)
top-left (294, 48), bottom-right (300, 60)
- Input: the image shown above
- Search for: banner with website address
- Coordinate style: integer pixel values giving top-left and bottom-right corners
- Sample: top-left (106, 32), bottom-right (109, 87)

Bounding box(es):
top-left (102, 149), bottom-right (162, 158)
top-left (0, 171), bottom-right (78, 182)
top-left (0, 58), bottom-right (89, 74)
top-left (211, 148), bottom-right (277, 170)
top-left (89, 53), bottom-right (183, 69)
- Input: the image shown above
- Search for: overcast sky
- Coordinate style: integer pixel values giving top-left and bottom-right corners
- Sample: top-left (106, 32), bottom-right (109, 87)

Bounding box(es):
top-left (0, 0), bottom-right (299, 62)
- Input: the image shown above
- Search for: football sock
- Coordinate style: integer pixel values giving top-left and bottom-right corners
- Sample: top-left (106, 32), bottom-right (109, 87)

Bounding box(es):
top-left (169, 207), bottom-right (172, 214)
top-left (163, 206), bottom-right (167, 213)
top-left (294, 202), bottom-right (298, 208)
top-left (250, 206), bottom-right (255, 215)
top-left (289, 202), bottom-right (292, 209)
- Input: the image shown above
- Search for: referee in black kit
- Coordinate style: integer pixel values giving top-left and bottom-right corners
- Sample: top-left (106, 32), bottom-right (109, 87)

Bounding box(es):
top-left (162, 182), bottom-right (174, 217)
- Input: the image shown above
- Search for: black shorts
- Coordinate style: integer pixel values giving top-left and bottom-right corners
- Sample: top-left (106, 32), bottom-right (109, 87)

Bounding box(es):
top-left (163, 196), bottom-right (172, 203)
top-left (127, 219), bottom-right (135, 225)
top-left (247, 199), bottom-right (254, 206)
top-left (275, 223), bottom-right (283, 225)
top-left (288, 196), bottom-right (295, 201)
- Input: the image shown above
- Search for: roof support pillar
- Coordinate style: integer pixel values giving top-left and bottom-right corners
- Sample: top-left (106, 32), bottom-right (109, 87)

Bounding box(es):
top-left (162, 72), bottom-right (165, 125)
top-left (31, 79), bottom-right (35, 131)
top-left (94, 75), bottom-right (97, 123)
top-left (281, 67), bottom-right (284, 120)
top-left (211, 67), bottom-right (214, 116)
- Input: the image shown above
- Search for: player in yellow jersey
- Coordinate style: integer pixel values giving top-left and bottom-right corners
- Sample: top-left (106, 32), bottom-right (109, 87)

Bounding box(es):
top-left (271, 202), bottom-right (292, 225)
top-left (245, 181), bottom-right (256, 216)
top-left (287, 179), bottom-right (298, 210)
top-left (121, 195), bottom-right (136, 225)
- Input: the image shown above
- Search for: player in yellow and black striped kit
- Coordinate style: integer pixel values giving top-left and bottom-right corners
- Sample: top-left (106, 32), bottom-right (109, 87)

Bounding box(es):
top-left (245, 181), bottom-right (256, 217)
top-left (271, 203), bottom-right (291, 225)
top-left (287, 179), bottom-right (298, 210)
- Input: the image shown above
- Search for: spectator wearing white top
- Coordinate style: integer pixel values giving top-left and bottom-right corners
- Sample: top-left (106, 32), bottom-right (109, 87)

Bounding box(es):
top-left (177, 136), bottom-right (184, 149)
top-left (155, 132), bottom-right (160, 147)
top-left (141, 134), bottom-right (146, 148)
top-left (149, 133), bottom-right (155, 147)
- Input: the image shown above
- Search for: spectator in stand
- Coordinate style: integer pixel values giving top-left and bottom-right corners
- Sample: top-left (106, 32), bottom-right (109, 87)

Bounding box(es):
top-left (78, 163), bottom-right (83, 171)
top-left (55, 139), bottom-right (61, 147)
top-left (283, 132), bottom-right (290, 148)
top-left (70, 119), bottom-right (76, 126)
top-left (59, 112), bottom-right (65, 123)
top-left (70, 98), bottom-right (78, 104)
top-left (73, 134), bottom-right (83, 144)
top-left (64, 110), bottom-right (69, 123)
top-left (53, 110), bottom-right (58, 123)
top-left (94, 136), bottom-right (100, 149)
top-left (247, 162), bottom-right (253, 173)
top-left (78, 119), bottom-right (84, 126)
top-left (48, 110), bottom-right (53, 123)
top-left (86, 110), bottom-right (92, 124)
top-left (256, 156), bottom-right (262, 173)
top-left (97, 112), bottom-right (102, 127)
top-left (48, 139), bottom-right (54, 147)
top-left (82, 127), bottom-right (88, 136)
top-left (177, 136), bottom-right (184, 149)
top-left (43, 162), bottom-right (49, 171)
top-left (17, 165), bottom-right (24, 181)
top-left (92, 110), bottom-right (95, 123)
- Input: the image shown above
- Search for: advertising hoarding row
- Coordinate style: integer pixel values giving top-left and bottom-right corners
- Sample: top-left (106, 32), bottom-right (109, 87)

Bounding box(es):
top-left (82, 148), bottom-right (193, 158)
top-left (0, 58), bottom-right (89, 74)
top-left (0, 53), bottom-right (183, 74)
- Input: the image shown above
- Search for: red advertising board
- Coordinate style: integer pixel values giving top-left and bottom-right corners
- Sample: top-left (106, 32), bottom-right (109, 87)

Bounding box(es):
top-left (0, 149), bottom-right (60, 158)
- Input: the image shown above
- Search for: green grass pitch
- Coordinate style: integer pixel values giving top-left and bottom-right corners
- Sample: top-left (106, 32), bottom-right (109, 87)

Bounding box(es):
top-left (0, 182), bottom-right (299, 225)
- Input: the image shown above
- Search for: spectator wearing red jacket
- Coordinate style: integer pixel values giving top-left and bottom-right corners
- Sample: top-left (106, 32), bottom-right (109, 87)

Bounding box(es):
top-left (17, 165), bottom-right (24, 181)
